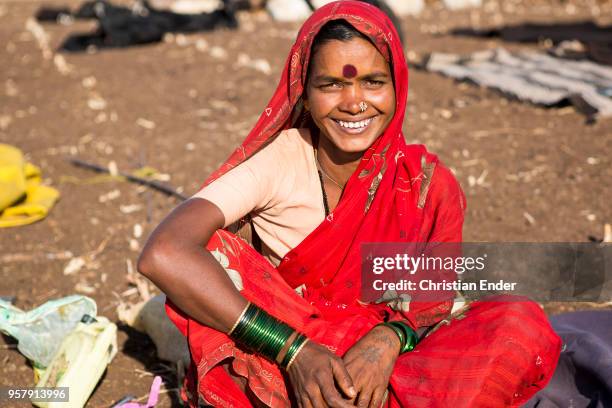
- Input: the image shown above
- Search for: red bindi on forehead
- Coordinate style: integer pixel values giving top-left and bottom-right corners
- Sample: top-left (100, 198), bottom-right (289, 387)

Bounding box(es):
top-left (342, 64), bottom-right (357, 78)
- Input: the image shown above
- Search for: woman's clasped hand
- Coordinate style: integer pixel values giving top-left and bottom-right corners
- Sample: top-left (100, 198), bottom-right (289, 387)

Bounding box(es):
top-left (288, 325), bottom-right (400, 407)
top-left (288, 341), bottom-right (356, 408)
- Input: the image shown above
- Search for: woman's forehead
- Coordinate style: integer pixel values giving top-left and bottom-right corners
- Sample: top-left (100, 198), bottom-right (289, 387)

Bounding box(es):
top-left (309, 38), bottom-right (390, 77)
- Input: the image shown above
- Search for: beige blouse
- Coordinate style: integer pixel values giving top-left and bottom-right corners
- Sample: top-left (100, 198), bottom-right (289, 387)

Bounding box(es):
top-left (192, 128), bottom-right (325, 265)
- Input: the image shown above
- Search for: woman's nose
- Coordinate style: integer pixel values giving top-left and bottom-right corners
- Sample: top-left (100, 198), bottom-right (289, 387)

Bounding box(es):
top-left (339, 87), bottom-right (365, 115)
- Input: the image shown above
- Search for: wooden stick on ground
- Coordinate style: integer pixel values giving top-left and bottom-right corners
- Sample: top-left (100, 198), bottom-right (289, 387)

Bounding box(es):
top-left (68, 158), bottom-right (188, 201)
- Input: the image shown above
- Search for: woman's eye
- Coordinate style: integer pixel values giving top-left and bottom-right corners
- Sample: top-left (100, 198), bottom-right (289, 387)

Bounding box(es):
top-left (364, 80), bottom-right (384, 87)
top-left (320, 82), bottom-right (343, 90)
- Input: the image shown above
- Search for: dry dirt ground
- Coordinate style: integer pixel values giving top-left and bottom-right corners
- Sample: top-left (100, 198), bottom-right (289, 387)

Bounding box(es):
top-left (1, 0), bottom-right (611, 406)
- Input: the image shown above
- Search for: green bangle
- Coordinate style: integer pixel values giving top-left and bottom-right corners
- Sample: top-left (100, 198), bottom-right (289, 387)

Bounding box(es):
top-left (378, 321), bottom-right (418, 354)
top-left (229, 303), bottom-right (306, 365)
top-left (286, 337), bottom-right (309, 370)
top-left (389, 321), bottom-right (418, 353)
top-left (281, 333), bottom-right (308, 368)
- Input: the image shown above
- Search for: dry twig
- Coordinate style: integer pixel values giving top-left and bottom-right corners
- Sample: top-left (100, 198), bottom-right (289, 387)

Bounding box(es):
top-left (68, 158), bottom-right (187, 200)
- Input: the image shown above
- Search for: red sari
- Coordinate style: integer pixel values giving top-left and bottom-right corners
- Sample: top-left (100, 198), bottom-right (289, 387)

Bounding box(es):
top-left (166, 1), bottom-right (561, 406)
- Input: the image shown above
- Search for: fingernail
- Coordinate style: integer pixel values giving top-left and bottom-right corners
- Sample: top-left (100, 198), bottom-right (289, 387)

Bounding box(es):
top-left (349, 386), bottom-right (356, 396)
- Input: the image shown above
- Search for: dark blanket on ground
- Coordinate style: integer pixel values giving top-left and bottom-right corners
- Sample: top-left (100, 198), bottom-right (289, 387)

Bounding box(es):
top-left (36, 0), bottom-right (238, 51)
top-left (524, 310), bottom-right (612, 408)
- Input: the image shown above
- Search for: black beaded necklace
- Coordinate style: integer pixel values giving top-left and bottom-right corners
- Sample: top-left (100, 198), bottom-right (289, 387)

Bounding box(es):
top-left (312, 130), bottom-right (348, 217)
top-left (317, 169), bottom-right (330, 217)
top-left (312, 130), bottom-right (330, 217)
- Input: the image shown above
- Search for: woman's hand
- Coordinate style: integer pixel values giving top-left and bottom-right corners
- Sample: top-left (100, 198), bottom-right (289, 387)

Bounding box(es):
top-left (342, 325), bottom-right (400, 407)
top-left (288, 341), bottom-right (357, 408)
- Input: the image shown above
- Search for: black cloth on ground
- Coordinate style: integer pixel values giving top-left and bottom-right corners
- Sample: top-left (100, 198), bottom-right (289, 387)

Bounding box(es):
top-left (36, 0), bottom-right (238, 51)
top-left (524, 310), bottom-right (612, 408)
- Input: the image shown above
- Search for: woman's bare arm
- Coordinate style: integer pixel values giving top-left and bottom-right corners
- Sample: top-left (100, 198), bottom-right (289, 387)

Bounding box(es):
top-left (137, 197), bottom-right (248, 332)
top-left (138, 197), bottom-right (355, 407)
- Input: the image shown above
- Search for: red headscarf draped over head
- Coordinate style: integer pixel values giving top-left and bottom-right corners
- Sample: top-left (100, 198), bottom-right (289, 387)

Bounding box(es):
top-left (205, 0), bottom-right (408, 186)
top-left (205, 0), bottom-right (464, 322)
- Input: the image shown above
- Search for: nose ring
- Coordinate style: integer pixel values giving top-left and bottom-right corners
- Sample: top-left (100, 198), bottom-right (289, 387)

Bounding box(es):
top-left (359, 101), bottom-right (368, 112)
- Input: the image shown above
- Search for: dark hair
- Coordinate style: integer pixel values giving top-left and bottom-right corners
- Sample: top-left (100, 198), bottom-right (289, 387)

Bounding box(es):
top-left (311, 19), bottom-right (371, 55)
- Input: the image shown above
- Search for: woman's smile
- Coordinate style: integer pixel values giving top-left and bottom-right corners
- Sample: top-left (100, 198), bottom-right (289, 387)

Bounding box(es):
top-left (332, 116), bottom-right (376, 134)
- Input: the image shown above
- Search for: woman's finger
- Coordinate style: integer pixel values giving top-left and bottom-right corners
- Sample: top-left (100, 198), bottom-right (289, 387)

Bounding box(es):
top-left (356, 387), bottom-right (373, 408)
top-left (301, 396), bottom-right (314, 408)
top-left (382, 389), bottom-right (390, 408)
top-left (368, 387), bottom-right (385, 408)
top-left (317, 376), bottom-right (355, 408)
top-left (289, 377), bottom-right (301, 407)
top-left (331, 358), bottom-right (357, 399)
top-left (305, 384), bottom-right (327, 408)
top-left (299, 383), bottom-right (315, 408)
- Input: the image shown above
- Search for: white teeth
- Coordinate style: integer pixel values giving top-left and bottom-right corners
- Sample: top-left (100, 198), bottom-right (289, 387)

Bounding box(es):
top-left (337, 118), bottom-right (372, 129)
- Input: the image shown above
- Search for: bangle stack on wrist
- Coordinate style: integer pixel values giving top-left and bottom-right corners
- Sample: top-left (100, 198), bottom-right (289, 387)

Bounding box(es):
top-left (228, 302), bottom-right (309, 370)
top-left (378, 321), bottom-right (418, 353)
top-left (282, 333), bottom-right (309, 369)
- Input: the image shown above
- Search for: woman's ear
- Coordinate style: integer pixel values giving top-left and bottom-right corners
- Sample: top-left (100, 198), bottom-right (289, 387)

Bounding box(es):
top-left (303, 98), bottom-right (310, 111)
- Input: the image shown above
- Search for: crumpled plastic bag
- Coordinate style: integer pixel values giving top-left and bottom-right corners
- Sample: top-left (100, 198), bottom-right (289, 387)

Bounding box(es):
top-left (34, 315), bottom-right (117, 408)
top-left (0, 143), bottom-right (60, 228)
top-left (0, 295), bottom-right (97, 367)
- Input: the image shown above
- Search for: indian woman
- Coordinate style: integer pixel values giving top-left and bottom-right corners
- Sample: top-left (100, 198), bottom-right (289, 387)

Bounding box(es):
top-left (138, 1), bottom-right (561, 406)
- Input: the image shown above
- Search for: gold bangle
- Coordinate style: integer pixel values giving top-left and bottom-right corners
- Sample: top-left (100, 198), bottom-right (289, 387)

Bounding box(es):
top-left (286, 338), bottom-right (309, 370)
top-left (227, 301), bottom-right (251, 335)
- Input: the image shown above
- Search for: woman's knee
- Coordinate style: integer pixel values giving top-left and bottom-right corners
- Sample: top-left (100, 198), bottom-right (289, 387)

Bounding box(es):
top-left (474, 295), bottom-right (546, 321)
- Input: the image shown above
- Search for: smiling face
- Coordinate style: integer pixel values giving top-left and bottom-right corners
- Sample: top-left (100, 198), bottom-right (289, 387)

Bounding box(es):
top-left (305, 37), bottom-right (396, 155)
